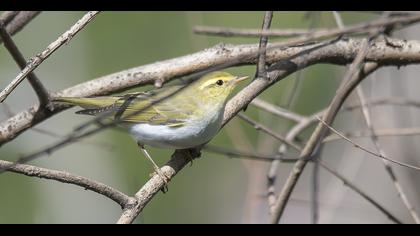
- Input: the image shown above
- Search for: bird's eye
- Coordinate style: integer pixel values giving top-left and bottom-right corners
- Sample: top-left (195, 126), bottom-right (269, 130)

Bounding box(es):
top-left (216, 80), bottom-right (224, 86)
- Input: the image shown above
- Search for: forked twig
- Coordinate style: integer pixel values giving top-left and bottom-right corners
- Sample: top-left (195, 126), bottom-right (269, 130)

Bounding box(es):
top-left (0, 11), bottom-right (100, 103)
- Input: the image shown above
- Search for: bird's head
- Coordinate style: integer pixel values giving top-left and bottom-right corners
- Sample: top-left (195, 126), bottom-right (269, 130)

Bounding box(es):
top-left (192, 71), bottom-right (249, 104)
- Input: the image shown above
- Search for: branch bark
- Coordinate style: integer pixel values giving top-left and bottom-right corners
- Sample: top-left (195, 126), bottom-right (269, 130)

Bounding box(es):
top-left (0, 159), bottom-right (134, 208)
top-left (270, 62), bottom-right (379, 223)
top-left (0, 11), bottom-right (41, 45)
top-left (0, 11), bottom-right (100, 103)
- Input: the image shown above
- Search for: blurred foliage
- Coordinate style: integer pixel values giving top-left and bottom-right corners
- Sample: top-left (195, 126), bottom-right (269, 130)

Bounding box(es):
top-left (0, 11), bottom-right (372, 223)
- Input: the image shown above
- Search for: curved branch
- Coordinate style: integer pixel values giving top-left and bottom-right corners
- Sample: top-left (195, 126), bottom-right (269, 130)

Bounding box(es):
top-left (0, 159), bottom-right (134, 208)
top-left (0, 11), bottom-right (41, 45)
top-left (2, 38), bottom-right (420, 146)
top-left (0, 11), bottom-right (100, 103)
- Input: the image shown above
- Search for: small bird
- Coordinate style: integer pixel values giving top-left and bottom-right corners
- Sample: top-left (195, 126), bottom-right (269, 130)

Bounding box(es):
top-left (54, 71), bottom-right (248, 185)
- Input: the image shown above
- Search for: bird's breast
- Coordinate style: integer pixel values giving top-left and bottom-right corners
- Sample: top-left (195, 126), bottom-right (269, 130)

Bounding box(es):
top-left (128, 106), bottom-right (223, 149)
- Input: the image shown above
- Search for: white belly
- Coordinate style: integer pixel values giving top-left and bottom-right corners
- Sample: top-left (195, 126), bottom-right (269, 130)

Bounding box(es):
top-left (128, 111), bottom-right (223, 149)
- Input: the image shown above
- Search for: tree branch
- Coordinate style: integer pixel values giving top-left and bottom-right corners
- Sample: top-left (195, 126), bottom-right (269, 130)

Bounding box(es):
top-left (0, 11), bottom-right (41, 45)
top-left (237, 113), bottom-right (301, 151)
top-left (2, 37), bottom-right (420, 147)
top-left (193, 13), bottom-right (420, 38)
top-left (116, 149), bottom-right (192, 224)
top-left (0, 19), bottom-right (50, 106)
top-left (0, 11), bottom-right (100, 103)
top-left (0, 159), bottom-right (134, 208)
top-left (256, 11), bottom-right (273, 78)
top-left (318, 160), bottom-right (402, 224)
top-left (270, 61), bottom-right (379, 223)
top-left (317, 116), bottom-right (420, 171)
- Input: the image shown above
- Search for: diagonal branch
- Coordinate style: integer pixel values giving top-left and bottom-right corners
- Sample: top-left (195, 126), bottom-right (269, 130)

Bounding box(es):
top-left (237, 113), bottom-right (301, 151)
top-left (317, 116), bottom-right (420, 171)
top-left (0, 19), bottom-right (50, 106)
top-left (270, 61), bottom-right (379, 223)
top-left (318, 160), bottom-right (402, 224)
top-left (250, 98), bottom-right (305, 123)
top-left (0, 11), bottom-right (41, 45)
top-left (334, 11), bottom-right (420, 223)
top-left (0, 11), bottom-right (100, 103)
top-left (209, 141), bottom-right (402, 223)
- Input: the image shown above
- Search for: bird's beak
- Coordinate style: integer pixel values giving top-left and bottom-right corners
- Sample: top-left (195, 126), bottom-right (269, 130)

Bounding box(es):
top-left (234, 76), bottom-right (249, 84)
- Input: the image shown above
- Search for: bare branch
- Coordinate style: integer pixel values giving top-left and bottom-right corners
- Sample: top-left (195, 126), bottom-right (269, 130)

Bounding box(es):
top-left (0, 11), bottom-right (100, 103)
top-left (0, 159), bottom-right (133, 208)
top-left (343, 97), bottom-right (420, 111)
top-left (203, 144), bottom-right (298, 162)
top-left (2, 37), bottom-right (420, 147)
top-left (250, 98), bottom-right (305, 123)
top-left (325, 127), bottom-right (420, 142)
top-left (318, 160), bottom-right (402, 224)
top-left (256, 11), bottom-right (273, 78)
top-left (194, 25), bottom-right (312, 37)
top-left (356, 87), bottom-right (420, 223)
top-left (334, 11), bottom-right (420, 223)
top-left (237, 113), bottom-right (301, 151)
top-left (194, 13), bottom-right (420, 38)
top-left (0, 11), bottom-right (41, 45)
top-left (270, 61), bottom-right (379, 223)
top-left (0, 11), bottom-right (19, 24)
top-left (208, 140), bottom-right (402, 223)
top-left (317, 116), bottom-right (420, 171)
top-left (0, 18), bottom-right (50, 106)
top-left (116, 149), bottom-right (193, 224)
top-left (267, 109), bottom-right (325, 212)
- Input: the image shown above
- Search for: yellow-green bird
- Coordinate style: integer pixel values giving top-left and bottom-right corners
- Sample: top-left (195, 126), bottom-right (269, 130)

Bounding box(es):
top-left (54, 71), bottom-right (248, 183)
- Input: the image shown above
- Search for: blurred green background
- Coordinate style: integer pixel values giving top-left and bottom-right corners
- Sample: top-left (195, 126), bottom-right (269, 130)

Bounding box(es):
top-left (0, 11), bottom-right (374, 223)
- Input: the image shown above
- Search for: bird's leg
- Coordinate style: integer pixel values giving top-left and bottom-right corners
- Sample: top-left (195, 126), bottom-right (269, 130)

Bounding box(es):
top-left (137, 143), bottom-right (169, 192)
top-left (186, 148), bottom-right (201, 166)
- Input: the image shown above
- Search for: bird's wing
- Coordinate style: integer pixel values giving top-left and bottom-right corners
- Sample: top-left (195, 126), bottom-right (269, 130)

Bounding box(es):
top-left (117, 85), bottom-right (193, 127)
top-left (57, 85), bottom-right (193, 128)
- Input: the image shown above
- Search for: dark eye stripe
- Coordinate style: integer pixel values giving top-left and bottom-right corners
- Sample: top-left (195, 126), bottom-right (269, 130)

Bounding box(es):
top-left (216, 80), bottom-right (224, 86)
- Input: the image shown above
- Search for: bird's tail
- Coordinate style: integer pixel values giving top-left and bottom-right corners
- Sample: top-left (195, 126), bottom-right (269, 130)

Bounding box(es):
top-left (52, 96), bottom-right (119, 109)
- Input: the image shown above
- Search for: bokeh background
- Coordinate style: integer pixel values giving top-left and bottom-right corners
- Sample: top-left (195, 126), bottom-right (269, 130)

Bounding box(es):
top-left (1, 11), bottom-right (419, 223)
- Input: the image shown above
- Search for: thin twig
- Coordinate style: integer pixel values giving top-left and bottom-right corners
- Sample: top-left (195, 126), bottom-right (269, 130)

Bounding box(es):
top-left (209, 141), bottom-right (402, 223)
top-left (256, 11), bottom-right (273, 78)
top-left (250, 98), bottom-right (305, 123)
top-left (317, 116), bottom-right (420, 171)
top-left (334, 11), bottom-right (420, 223)
top-left (0, 18), bottom-right (50, 106)
top-left (203, 144), bottom-right (298, 162)
top-left (267, 110), bottom-right (326, 211)
top-left (356, 86), bottom-right (420, 223)
top-left (237, 113), bottom-right (301, 151)
top-left (318, 160), bottom-right (403, 224)
top-left (0, 11), bottom-right (100, 103)
top-left (194, 26), bottom-right (313, 38)
top-left (270, 62), bottom-right (379, 224)
top-left (343, 97), bottom-right (420, 111)
top-left (194, 13), bottom-right (420, 39)
top-left (324, 127), bottom-right (420, 142)
top-left (0, 11), bottom-right (41, 45)
top-left (0, 159), bottom-right (134, 208)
